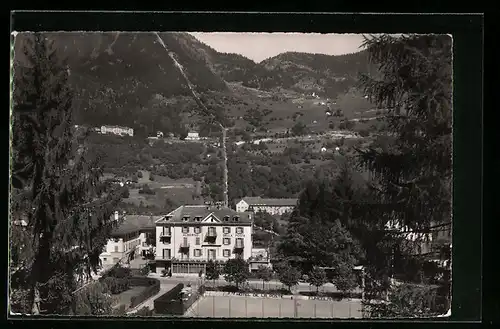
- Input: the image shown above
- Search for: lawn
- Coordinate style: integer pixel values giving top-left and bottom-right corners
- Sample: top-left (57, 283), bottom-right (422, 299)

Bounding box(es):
top-left (123, 186), bottom-right (202, 208)
top-left (113, 286), bottom-right (147, 310)
top-left (185, 295), bottom-right (363, 318)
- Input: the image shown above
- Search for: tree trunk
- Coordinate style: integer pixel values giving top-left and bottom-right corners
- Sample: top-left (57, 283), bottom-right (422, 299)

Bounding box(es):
top-left (31, 284), bottom-right (40, 315)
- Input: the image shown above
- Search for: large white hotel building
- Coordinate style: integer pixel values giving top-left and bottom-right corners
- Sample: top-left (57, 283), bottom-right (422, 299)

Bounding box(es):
top-left (154, 205), bottom-right (254, 275)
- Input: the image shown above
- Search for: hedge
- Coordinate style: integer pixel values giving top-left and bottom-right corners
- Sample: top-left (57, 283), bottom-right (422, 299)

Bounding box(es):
top-left (154, 283), bottom-right (184, 315)
top-left (129, 277), bottom-right (161, 309)
top-left (153, 284), bottom-right (206, 315)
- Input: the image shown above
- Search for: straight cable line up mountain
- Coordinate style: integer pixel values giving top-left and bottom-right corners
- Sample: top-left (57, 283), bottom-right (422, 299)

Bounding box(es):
top-left (154, 32), bottom-right (230, 208)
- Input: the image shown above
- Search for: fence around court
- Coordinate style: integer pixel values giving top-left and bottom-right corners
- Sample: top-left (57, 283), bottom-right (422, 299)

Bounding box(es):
top-left (185, 295), bottom-right (363, 319)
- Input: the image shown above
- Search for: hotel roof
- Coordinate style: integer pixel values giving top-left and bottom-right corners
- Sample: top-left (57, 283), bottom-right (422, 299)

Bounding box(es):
top-left (239, 197), bottom-right (298, 207)
top-left (156, 205), bottom-right (252, 225)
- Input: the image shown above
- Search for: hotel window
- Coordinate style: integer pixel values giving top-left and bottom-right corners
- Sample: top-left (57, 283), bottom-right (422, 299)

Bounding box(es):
top-left (223, 238), bottom-right (231, 245)
top-left (195, 237), bottom-right (201, 245)
top-left (223, 249), bottom-right (230, 257)
top-left (233, 216), bottom-right (239, 222)
top-left (163, 227), bottom-right (171, 235)
top-left (114, 246), bottom-right (119, 252)
top-left (162, 249), bottom-right (171, 259)
top-left (236, 227), bottom-right (243, 234)
top-left (223, 227), bottom-right (231, 234)
top-left (208, 249), bottom-right (216, 260)
top-left (208, 227), bottom-right (216, 235)
top-left (223, 216), bottom-right (230, 222)
top-left (236, 238), bottom-right (244, 247)
top-left (182, 226), bottom-right (189, 233)
top-left (194, 226), bottom-right (201, 234)
top-left (194, 249), bottom-right (202, 257)
top-left (183, 237), bottom-right (188, 246)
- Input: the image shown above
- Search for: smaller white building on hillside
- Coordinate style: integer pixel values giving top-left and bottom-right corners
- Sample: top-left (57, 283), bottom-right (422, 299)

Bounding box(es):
top-left (185, 132), bottom-right (200, 141)
top-left (100, 125), bottom-right (134, 137)
top-left (235, 197), bottom-right (298, 216)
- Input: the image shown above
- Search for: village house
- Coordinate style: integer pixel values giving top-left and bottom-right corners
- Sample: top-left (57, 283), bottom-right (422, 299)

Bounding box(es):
top-left (249, 248), bottom-right (272, 272)
top-left (99, 212), bottom-right (159, 268)
top-left (235, 197), bottom-right (298, 216)
top-left (185, 131), bottom-right (200, 141)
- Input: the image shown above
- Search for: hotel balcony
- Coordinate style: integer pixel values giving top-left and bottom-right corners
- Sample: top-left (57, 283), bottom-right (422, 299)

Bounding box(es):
top-left (234, 243), bottom-right (244, 252)
top-left (206, 230), bottom-right (217, 238)
top-left (156, 255), bottom-right (172, 261)
top-left (205, 232), bottom-right (217, 243)
top-left (159, 232), bottom-right (171, 243)
top-left (179, 243), bottom-right (190, 252)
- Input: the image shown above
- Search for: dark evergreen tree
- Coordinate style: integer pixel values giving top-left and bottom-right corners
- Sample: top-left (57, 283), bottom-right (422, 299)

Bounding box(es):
top-left (10, 33), bottom-right (122, 315)
top-left (356, 34), bottom-right (452, 316)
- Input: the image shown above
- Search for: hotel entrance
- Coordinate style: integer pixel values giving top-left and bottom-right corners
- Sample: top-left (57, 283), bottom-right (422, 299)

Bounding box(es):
top-left (172, 261), bottom-right (206, 275)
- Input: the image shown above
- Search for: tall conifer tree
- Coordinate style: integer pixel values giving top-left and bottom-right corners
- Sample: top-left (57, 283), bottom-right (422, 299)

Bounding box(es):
top-left (357, 34), bottom-right (452, 316)
top-left (10, 33), bottom-right (122, 314)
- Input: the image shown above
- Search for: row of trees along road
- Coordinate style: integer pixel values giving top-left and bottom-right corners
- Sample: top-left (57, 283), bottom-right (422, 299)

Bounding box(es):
top-left (10, 34), bottom-right (123, 314)
top-left (204, 259), bottom-right (339, 294)
top-left (275, 34), bottom-right (452, 317)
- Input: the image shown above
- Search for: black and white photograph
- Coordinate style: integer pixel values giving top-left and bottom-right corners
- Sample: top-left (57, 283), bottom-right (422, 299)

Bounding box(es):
top-left (9, 29), bottom-right (453, 319)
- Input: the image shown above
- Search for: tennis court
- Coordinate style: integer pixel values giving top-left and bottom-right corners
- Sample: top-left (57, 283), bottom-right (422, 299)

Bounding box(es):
top-left (185, 295), bottom-right (363, 318)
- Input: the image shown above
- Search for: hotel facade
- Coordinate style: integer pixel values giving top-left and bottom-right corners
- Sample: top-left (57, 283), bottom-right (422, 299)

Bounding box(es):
top-left (155, 205), bottom-right (253, 275)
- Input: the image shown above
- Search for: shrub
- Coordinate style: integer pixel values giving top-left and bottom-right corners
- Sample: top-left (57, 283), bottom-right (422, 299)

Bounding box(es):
top-left (107, 265), bottom-right (132, 279)
top-left (121, 187), bottom-right (130, 198)
top-left (102, 277), bottom-right (130, 294)
top-left (139, 184), bottom-right (155, 195)
top-left (134, 306), bottom-right (154, 316)
top-left (358, 129), bottom-right (370, 137)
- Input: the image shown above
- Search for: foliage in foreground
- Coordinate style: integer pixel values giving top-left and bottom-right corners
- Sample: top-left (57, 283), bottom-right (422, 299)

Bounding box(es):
top-left (362, 282), bottom-right (440, 318)
top-left (356, 34), bottom-right (452, 315)
top-left (10, 33), bottom-right (122, 314)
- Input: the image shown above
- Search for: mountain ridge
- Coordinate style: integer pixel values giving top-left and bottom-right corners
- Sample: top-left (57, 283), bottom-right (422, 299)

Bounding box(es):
top-left (13, 32), bottom-right (374, 137)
